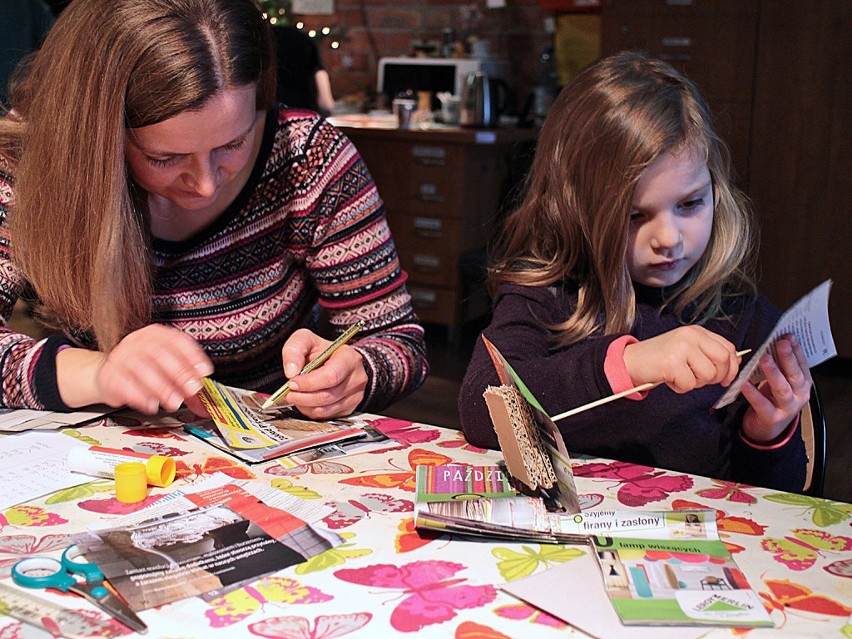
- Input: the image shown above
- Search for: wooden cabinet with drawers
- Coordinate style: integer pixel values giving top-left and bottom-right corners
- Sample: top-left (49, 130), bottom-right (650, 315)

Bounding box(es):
top-left (601, 0), bottom-right (759, 185)
top-left (336, 126), bottom-right (537, 339)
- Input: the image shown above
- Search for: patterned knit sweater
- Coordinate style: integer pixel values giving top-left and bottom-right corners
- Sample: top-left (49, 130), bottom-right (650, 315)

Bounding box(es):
top-left (0, 107), bottom-right (429, 411)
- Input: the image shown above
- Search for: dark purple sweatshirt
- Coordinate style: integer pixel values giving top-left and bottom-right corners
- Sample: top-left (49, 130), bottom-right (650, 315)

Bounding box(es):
top-left (458, 282), bottom-right (807, 493)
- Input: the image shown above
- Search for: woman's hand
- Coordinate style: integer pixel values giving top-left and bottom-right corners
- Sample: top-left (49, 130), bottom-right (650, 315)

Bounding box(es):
top-left (57, 324), bottom-right (213, 414)
top-left (622, 325), bottom-right (742, 393)
top-left (278, 328), bottom-right (368, 419)
top-left (740, 334), bottom-right (812, 443)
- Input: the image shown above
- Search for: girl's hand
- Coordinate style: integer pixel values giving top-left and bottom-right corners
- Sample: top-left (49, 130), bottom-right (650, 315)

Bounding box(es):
top-left (279, 328), bottom-right (368, 419)
top-left (57, 324), bottom-right (214, 414)
top-left (740, 334), bottom-right (812, 443)
top-left (622, 325), bottom-right (741, 393)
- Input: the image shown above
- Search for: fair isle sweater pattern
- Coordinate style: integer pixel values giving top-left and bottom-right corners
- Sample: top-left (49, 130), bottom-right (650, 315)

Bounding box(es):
top-left (0, 107), bottom-right (428, 411)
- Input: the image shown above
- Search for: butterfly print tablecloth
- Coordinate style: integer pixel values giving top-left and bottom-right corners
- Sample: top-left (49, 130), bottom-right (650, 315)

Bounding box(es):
top-left (0, 411), bottom-right (849, 638)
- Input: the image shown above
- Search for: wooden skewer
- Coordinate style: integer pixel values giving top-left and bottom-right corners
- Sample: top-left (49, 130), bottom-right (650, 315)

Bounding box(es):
top-left (550, 349), bottom-right (752, 422)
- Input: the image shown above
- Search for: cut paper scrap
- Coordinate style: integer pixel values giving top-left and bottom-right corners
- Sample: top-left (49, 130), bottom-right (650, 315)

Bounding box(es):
top-left (198, 378), bottom-right (279, 449)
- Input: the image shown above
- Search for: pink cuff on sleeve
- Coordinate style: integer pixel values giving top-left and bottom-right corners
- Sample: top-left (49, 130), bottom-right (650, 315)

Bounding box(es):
top-left (738, 414), bottom-right (800, 450)
top-left (604, 335), bottom-right (647, 400)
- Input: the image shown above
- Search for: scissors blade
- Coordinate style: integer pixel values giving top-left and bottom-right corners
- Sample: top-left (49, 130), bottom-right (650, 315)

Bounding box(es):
top-left (72, 584), bottom-right (148, 634)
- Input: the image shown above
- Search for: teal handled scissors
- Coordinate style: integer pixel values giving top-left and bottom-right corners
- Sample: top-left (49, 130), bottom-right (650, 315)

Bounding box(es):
top-left (12, 545), bottom-right (147, 634)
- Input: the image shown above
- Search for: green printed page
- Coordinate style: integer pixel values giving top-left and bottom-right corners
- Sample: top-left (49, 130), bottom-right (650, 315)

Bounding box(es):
top-left (593, 536), bottom-right (774, 628)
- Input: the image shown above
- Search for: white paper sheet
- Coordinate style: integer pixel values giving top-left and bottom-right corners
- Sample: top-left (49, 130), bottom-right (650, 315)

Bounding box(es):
top-left (0, 431), bottom-right (93, 509)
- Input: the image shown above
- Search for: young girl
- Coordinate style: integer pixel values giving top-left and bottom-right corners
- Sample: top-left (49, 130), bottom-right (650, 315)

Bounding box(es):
top-left (459, 52), bottom-right (810, 492)
top-left (0, 0), bottom-right (427, 419)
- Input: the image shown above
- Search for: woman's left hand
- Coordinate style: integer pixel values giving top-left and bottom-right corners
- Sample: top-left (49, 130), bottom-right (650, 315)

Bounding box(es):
top-left (740, 334), bottom-right (813, 443)
top-left (277, 328), bottom-right (368, 419)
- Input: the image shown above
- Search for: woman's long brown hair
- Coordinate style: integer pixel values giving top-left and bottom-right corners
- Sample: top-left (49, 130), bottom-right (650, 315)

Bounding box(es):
top-left (0, 0), bottom-right (275, 350)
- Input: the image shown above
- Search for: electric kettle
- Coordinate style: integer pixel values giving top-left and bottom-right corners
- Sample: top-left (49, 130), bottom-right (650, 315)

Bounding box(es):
top-left (460, 71), bottom-right (510, 128)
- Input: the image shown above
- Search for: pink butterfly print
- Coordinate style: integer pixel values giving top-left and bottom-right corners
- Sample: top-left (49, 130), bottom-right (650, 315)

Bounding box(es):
top-left (494, 603), bottom-right (569, 629)
top-left (77, 495), bottom-right (164, 515)
top-left (265, 461), bottom-right (354, 477)
top-left (0, 533), bottom-right (71, 578)
top-left (695, 480), bottom-right (758, 504)
top-left (322, 493), bottom-right (413, 529)
top-left (367, 417), bottom-right (440, 448)
top-left (334, 560), bottom-right (497, 632)
top-left (437, 433), bottom-right (487, 453)
top-left (573, 461), bottom-right (693, 507)
top-left (1, 607), bottom-right (128, 638)
top-left (248, 613), bottom-right (372, 639)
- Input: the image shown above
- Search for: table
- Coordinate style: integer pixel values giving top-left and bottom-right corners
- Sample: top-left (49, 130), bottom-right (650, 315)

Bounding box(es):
top-left (1, 411), bottom-right (850, 638)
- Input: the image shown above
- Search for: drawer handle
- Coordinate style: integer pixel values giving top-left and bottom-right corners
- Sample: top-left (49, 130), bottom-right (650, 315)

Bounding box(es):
top-left (659, 53), bottom-right (693, 63)
top-left (412, 145), bottom-right (447, 160)
top-left (417, 194), bottom-right (446, 203)
top-left (415, 157), bottom-right (447, 167)
top-left (414, 216), bottom-right (444, 233)
top-left (413, 217), bottom-right (443, 239)
top-left (661, 37), bottom-right (692, 48)
top-left (417, 183), bottom-right (445, 204)
top-left (413, 254), bottom-right (442, 273)
top-left (410, 289), bottom-right (437, 309)
top-left (666, 0), bottom-right (694, 5)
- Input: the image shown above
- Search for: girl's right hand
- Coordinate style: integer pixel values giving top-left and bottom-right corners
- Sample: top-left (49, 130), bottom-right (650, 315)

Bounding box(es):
top-left (57, 324), bottom-right (213, 414)
top-left (622, 325), bottom-right (741, 393)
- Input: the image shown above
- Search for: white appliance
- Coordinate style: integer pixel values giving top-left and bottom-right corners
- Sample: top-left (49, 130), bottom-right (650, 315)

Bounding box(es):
top-left (377, 56), bottom-right (511, 102)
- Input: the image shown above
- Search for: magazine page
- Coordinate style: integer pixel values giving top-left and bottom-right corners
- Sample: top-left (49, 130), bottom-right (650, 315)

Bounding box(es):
top-left (183, 417), bottom-right (366, 463)
top-left (73, 503), bottom-right (312, 611)
top-left (552, 509), bottom-right (719, 541)
top-left (76, 480), bottom-right (341, 610)
top-left (0, 405), bottom-right (113, 432)
top-left (195, 379), bottom-right (367, 453)
top-left (414, 464), bottom-right (561, 541)
top-left (273, 423), bottom-right (398, 467)
top-left (501, 551), bottom-right (707, 639)
top-left (413, 463), bottom-right (576, 542)
top-left (592, 535), bottom-right (774, 627)
top-left (714, 279), bottom-right (836, 409)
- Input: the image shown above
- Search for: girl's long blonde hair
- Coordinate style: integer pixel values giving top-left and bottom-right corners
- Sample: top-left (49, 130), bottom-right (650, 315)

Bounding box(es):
top-left (491, 51), bottom-right (756, 345)
top-left (0, 0), bottom-right (275, 350)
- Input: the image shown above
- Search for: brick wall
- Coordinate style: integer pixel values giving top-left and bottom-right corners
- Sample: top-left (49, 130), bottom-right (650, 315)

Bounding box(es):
top-left (293, 0), bottom-right (554, 112)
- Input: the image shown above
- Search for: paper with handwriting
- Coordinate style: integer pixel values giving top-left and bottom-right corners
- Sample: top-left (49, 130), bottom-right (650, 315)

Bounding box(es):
top-left (0, 431), bottom-right (91, 509)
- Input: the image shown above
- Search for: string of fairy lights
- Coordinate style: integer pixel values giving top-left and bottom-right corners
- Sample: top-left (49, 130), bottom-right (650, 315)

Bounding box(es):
top-left (256, 0), bottom-right (348, 51)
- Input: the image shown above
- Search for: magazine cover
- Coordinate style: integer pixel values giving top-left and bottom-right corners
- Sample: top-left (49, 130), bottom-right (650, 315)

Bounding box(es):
top-left (593, 535), bottom-right (774, 628)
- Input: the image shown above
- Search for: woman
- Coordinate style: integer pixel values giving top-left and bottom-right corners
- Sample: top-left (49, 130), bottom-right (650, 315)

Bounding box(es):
top-left (0, 0), bottom-right (427, 419)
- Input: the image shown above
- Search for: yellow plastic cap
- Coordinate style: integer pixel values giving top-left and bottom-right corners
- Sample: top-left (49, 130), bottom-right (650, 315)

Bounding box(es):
top-left (115, 462), bottom-right (148, 503)
top-left (145, 456), bottom-right (176, 487)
